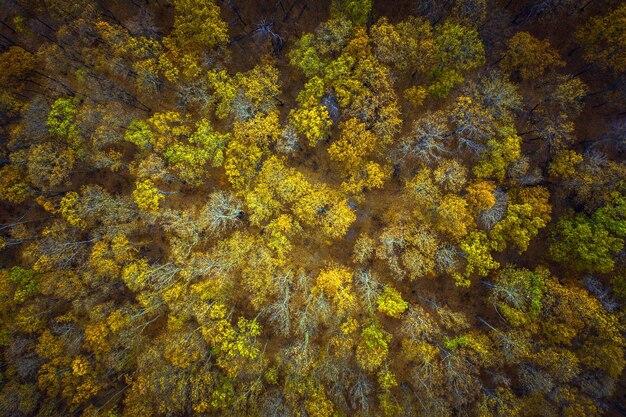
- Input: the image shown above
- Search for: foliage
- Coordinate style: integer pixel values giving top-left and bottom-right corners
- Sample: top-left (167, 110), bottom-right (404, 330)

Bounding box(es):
top-left (501, 32), bottom-right (565, 80)
top-left (357, 323), bottom-right (391, 371)
top-left (576, 4), bottom-right (626, 72)
top-left (455, 231), bottom-right (499, 287)
top-left (490, 187), bottom-right (552, 253)
top-left (133, 179), bottom-right (164, 212)
top-left (549, 195), bottom-right (626, 273)
top-left (331, 0), bottom-right (373, 25)
top-left (377, 285), bottom-right (408, 318)
top-left (0, 2), bottom-right (624, 416)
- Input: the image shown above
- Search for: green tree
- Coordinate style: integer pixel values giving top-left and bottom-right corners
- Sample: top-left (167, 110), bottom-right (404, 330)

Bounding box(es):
top-left (549, 195), bottom-right (626, 273)
top-left (331, 0), bottom-right (373, 25)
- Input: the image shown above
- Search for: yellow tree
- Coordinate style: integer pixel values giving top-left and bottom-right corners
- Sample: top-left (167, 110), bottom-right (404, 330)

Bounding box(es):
top-left (224, 112), bottom-right (281, 192)
top-left (133, 179), bottom-right (164, 212)
top-left (576, 4), bottom-right (626, 73)
top-left (434, 194), bottom-right (474, 241)
top-left (160, 0), bottom-right (229, 82)
top-left (377, 285), bottom-right (408, 318)
top-left (289, 77), bottom-right (331, 146)
top-left (315, 265), bottom-right (357, 316)
top-left (356, 323), bottom-right (391, 372)
top-left (501, 32), bottom-right (565, 80)
top-left (454, 231), bottom-right (499, 287)
top-left (328, 118), bottom-right (381, 173)
top-left (490, 187), bottom-right (552, 253)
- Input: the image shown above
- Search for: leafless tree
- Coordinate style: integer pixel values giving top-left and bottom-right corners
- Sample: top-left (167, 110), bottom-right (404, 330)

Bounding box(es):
top-left (584, 276), bottom-right (619, 312)
top-left (349, 372), bottom-right (373, 414)
top-left (354, 269), bottom-right (381, 313)
top-left (398, 113), bottom-right (450, 164)
top-left (478, 188), bottom-right (508, 230)
top-left (263, 271), bottom-right (293, 336)
top-left (434, 245), bottom-right (461, 274)
top-left (200, 191), bottom-right (244, 235)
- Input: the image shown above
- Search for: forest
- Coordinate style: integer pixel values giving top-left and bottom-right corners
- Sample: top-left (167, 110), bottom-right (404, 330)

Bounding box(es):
top-left (0, 0), bottom-right (625, 415)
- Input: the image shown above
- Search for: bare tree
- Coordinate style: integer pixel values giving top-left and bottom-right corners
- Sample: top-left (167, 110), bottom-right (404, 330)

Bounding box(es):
top-left (478, 189), bottom-right (508, 230)
top-left (584, 276), bottom-right (619, 312)
top-left (263, 271), bottom-right (293, 336)
top-left (349, 372), bottom-right (373, 413)
top-left (397, 112), bottom-right (450, 164)
top-left (200, 191), bottom-right (244, 234)
top-left (434, 245), bottom-right (461, 274)
top-left (354, 269), bottom-right (381, 313)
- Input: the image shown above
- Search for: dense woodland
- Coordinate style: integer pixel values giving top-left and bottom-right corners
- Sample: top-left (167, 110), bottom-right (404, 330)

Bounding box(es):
top-left (0, 0), bottom-right (626, 415)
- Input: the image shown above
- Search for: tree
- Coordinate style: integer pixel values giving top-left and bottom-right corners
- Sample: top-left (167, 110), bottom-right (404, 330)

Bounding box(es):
top-left (377, 285), bottom-right (408, 318)
top-left (47, 97), bottom-right (81, 148)
top-left (133, 179), bottom-right (164, 212)
top-left (455, 231), bottom-right (499, 287)
top-left (501, 32), bottom-right (565, 80)
top-left (490, 187), bottom-right (552, 253)
top-left (475, 387), bottom-right (523, 417)
top-left (168, 0), bottom-right (228, 51)
top-left (463, 70), bottom-right (522, 125)
top-left (232, 61), bottom-right (282, 121)
top-left (576, 4), bottom-right (626, 73)
top-left (27, 142), bottom-right (76, 189)
top-left (0, 46), bottom-right (37, 114)
top-left (224, 112), bottom-right (281, 192)
top-left (159, 0), bottom-right (229, 82)
top-left (200, 191), bottom-right (243, 234)
top-left (288, 18), bottom-right (353, 78)
top-left (356, 323), bottom-right (391, 372)
top-left (315, 265), bottom-right (357, 316)
top-left (450, 96), bottom-right (496, 154)
top-left (162, 119), bottom-right (230, 185)
top-left (548, 149), bottom-right (583, 178)
top-left (370, 17), bottom-right (435, 73)
top-left (330, 0), bottom-right (373, 25)
top-left (341, 161), bottom-right (391, 196)
top-left (329, 118), bottom-right (380, 172)
top-left (473, 128), bottom-right (522, 181)
top-left (8, 266), bottom-right (39, 303)
top-left (489, 266), bottom-right (548, 327)
top-left (289, 33), bottom-right (326, 78)
top-left (453, 0), bottom-right (487, 27)
top-left (430, 22), bottom-right (485, 97)
top-left (289, 77), bottom-right (331, 146)
top-left (0, 165), bottom-right (32, 204)
top-left (433, 159), bottom-right (467, 193)
top-left (434, 194), bottom-right (474, 240)
top-left (398, 111), bottom-right (450, 164)
top-left (95, 21), bottom-right (163, 93)
top-left (549, 197), bottom-right (625, 273)
top-left (466, 180), bottom-right (496, 211)
top-left (403, 168), bottom-right (442, 218)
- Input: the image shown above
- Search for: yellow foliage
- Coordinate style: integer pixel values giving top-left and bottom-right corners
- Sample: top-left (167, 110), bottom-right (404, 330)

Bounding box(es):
top-left (377, 285), bottom-right (408, 318)
top-left (549, 149), bottom-right (583, 178)
top-left (329, 118), bottom-right (381, 173)
top-left (435, 194), bottom-right (473, 240)
top-left (466, 181), bottom-right (496, 211)
top-left (133, 179), bottom-right (163, 212)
